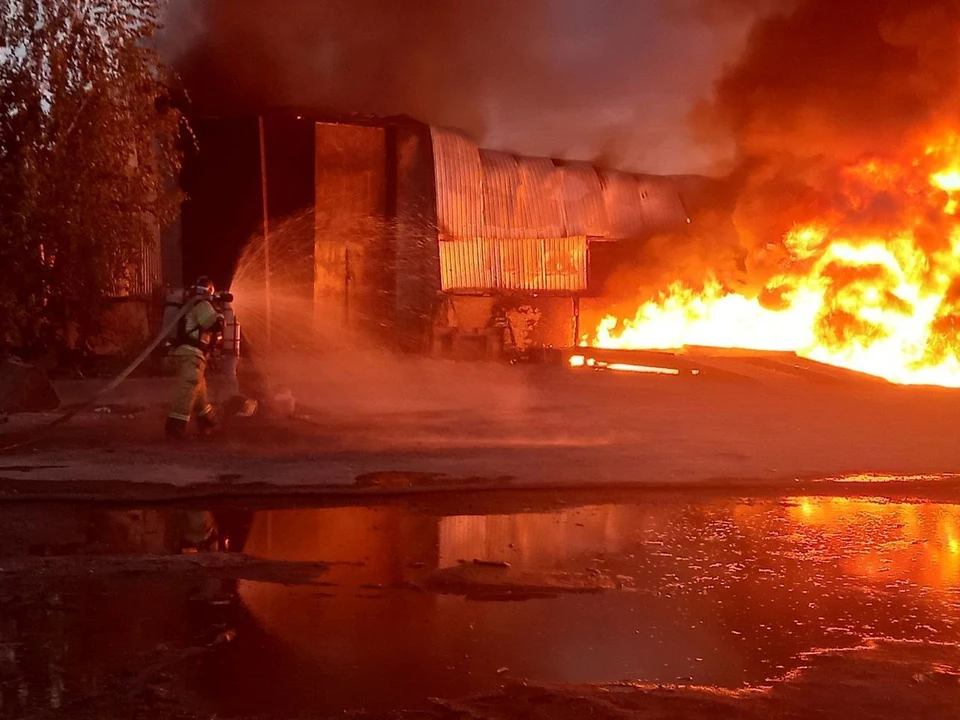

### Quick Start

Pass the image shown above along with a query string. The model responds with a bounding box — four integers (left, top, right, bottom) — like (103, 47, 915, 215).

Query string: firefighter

(165, 277, 224, 439)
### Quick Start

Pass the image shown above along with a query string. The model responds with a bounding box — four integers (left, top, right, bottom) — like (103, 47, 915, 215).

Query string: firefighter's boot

(165, 416, 188, 440)
(196, 410, 219, 438)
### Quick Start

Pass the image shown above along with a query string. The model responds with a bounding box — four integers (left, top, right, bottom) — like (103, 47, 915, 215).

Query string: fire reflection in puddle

(3, 495, 960, 717)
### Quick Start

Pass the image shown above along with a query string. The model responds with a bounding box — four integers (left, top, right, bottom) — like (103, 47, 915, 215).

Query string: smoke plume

(698, 0, 960, 292)
(161, 0, 960, 297)
(159, 0, 749, 175)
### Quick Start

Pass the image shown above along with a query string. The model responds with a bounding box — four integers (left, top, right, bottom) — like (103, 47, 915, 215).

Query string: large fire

(588, 132, 960, 387)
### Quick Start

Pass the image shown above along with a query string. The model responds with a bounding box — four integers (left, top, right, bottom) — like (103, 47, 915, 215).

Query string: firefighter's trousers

(168, 353, 214, 422)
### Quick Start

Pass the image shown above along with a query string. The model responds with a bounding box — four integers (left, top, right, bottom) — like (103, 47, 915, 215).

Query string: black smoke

(159, 0, 750, 175)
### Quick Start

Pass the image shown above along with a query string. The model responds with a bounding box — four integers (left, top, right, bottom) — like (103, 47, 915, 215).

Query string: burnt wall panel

(395, 125, 440, 352)
(314, 123, 388, 338)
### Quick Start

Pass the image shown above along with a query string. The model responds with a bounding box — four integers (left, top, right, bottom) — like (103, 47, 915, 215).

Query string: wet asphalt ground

(3, 492, 960, 718)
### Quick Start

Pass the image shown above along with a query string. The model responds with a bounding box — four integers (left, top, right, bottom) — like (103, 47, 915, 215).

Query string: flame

(589, 132, 960, 387)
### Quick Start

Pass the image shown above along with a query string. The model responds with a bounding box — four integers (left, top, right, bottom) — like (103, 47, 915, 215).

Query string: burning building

(428, 128, 700, 358)
(179, 112, 703, 358)
(167, 1, 960, 390)
(179, 102, 960, 389)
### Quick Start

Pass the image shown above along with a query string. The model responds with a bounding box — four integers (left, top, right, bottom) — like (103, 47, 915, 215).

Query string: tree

(0, 0, 183, 356)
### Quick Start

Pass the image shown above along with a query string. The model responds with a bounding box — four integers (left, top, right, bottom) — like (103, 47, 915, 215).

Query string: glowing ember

(567, 353, 686, 376)
(588, 135, 960, 387)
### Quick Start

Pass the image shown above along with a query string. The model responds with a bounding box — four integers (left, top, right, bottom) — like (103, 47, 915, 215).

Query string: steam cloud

(159, 0, 749, 175)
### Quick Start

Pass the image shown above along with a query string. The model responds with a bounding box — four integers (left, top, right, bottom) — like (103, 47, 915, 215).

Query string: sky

(160, 0, 755, 176)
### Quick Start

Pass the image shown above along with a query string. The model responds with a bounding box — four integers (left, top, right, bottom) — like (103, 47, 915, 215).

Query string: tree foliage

(0, 0, 183, 354)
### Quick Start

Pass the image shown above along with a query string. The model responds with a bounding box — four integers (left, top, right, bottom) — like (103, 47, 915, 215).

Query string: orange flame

(589, 132, 960, 387)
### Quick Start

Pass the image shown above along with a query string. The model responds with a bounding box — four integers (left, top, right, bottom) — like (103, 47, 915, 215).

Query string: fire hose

(0, 299, 199, 454)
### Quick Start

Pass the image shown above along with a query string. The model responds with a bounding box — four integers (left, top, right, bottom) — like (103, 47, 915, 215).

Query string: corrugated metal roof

(431, 127, 483, 240)
(431, 128, 690, 243)
(479, 150, 520, 239)
(479, 151, 567, 240)
(635, 174, 691, 234)
(439, 236, 587, 293)
(600, 170, 648, 239)
(517, 156, 565, 238)
(558, 161, 609, 238)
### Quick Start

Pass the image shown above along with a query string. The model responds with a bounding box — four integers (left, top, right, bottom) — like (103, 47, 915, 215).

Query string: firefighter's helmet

(193, 276, 215, 297)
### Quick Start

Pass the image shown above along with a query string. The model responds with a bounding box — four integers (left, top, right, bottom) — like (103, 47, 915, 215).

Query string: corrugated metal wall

(438, 236, 587, 292)
(139, 229, 164, 294)
(106, 226, 163, 298)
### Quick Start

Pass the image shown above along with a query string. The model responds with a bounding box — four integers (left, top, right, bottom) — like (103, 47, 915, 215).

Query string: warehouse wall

(395, 125, 441, 352)
(314, 122, 389, 341)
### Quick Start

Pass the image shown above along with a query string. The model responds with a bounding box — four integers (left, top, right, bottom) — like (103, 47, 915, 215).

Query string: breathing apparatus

(162, 277, 234, 357)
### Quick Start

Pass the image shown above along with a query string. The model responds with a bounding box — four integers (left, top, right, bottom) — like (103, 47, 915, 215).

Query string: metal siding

(440, 238, 487, 290)
(431, 127, 483, 240)
(500, 236, 520, 289)
(546, 236, 588, 293)
(106, 229, 162, 298)
(439, 236, 587, 293)
(558, 162, 608, 238)
(139, 231, 163, 294)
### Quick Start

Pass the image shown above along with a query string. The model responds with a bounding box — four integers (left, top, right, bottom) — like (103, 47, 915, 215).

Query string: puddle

(3, 496, 960, 717)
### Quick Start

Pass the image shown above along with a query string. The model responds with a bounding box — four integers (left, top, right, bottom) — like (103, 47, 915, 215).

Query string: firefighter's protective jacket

(172, 300, 223, 359)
